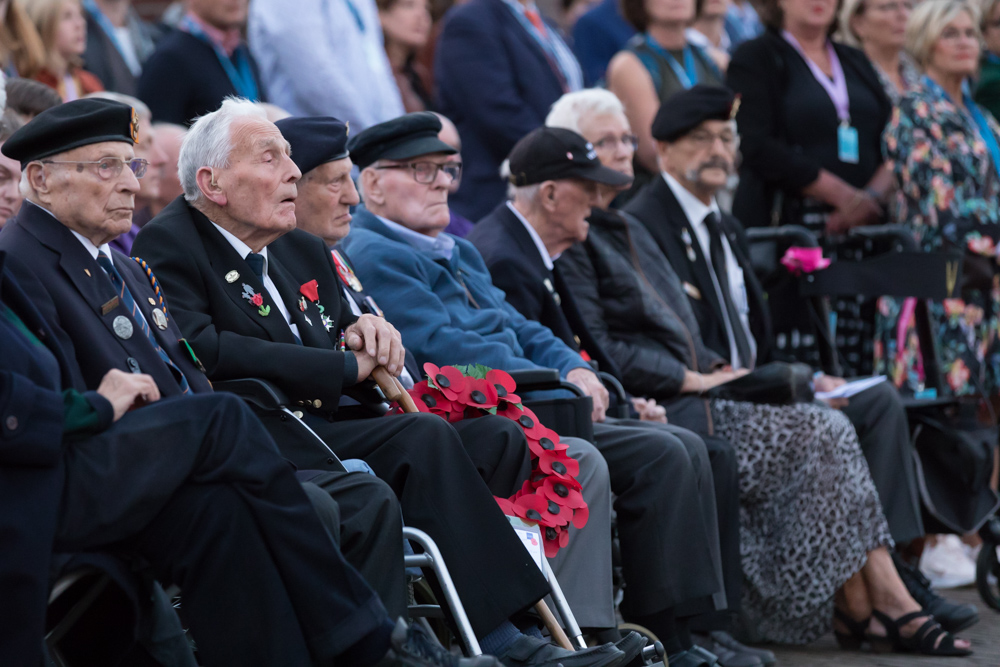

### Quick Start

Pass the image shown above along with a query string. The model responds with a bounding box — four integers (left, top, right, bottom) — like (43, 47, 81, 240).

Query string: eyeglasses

(685, 130, 738, 150)
(374, 161, 462, 184)
(592, 133, 640, 151)
(940, 25, 979, 41)
(40, 156, 149, 180)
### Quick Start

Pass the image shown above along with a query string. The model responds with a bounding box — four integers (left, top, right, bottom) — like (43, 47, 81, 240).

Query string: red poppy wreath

(388, 363, 588, 557)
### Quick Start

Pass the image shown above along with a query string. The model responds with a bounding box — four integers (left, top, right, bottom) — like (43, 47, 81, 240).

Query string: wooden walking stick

(370, 366, 575, 651)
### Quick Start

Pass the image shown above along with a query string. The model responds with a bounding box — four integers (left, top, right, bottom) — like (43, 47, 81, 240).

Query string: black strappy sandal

(833, 608, 870, 650)
(868, 608, 972, 657)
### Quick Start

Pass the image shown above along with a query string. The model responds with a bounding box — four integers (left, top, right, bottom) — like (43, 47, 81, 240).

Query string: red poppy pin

(241, 283, 270, 316)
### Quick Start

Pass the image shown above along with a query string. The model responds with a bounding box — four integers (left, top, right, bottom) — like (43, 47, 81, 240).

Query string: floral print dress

(876, 81, 1000, 396)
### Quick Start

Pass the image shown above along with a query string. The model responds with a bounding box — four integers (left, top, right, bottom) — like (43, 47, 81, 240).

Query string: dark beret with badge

(275, 116, 351, 176)
(2, 97, 138, 166)
(507, 126, 632, 188)
(347, 112, 456, 170)
(651, 84, 741, 143)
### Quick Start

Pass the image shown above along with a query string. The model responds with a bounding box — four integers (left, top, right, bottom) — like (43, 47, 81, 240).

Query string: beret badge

(729, 95, 742, 121)
(130, 108, 139, 143)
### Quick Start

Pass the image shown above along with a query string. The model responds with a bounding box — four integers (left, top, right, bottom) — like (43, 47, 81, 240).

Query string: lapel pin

(113, 315, 133, 339)
(152, 308, 169, 330)
(225, 270, 240, 283)
(84, 269, 91, 277)
(101, 296, 120, 315)
(148, 297, 156, 306)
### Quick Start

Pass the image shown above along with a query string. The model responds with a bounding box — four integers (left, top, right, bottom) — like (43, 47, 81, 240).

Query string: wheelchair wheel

(976, 540, 1000, 611)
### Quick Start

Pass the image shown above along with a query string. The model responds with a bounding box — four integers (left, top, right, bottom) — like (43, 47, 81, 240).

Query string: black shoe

(613, 631, 647, 667)
(667, 647, 716, 667)
(893, 552, 980, 632)
(376, 618, 503, 666)
(694, 631, 769, 667)
(496, 635, 626, 667)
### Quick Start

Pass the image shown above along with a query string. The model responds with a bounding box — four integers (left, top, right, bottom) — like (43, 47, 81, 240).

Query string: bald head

(434, 113, 461, 151)
(151, 123, 188, 214)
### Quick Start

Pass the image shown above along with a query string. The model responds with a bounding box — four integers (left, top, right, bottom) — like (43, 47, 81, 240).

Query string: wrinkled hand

(826, 192, 881, 235)
(814, 373, 849, 409)
(344, 314, 405, 376)
(681, 369, 749, 394)
(97, 369, 160, 421)
(566, 367, 609, 423)
(352, 349, 379, 384)
(632, 397, 667, 423)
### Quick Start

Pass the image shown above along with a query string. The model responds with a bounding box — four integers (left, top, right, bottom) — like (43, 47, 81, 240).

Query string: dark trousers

(294, 410, 550, 638)
(56, 394, 390, 667)
(842, 382, 924, 545)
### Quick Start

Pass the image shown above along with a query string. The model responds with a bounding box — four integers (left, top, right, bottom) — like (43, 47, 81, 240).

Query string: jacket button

(127, 357, 141, 373)
(5, 416, 17, 431)
(293, 410, 304, 419)
(326, 458, 335, 465)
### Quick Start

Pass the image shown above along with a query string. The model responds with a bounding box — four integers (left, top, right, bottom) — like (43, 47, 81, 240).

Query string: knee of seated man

(561, 436, 610, 488)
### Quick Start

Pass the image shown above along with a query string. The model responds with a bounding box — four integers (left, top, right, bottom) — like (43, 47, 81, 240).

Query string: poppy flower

(423, 363, 466, 400)
(511, 405, 546, 438)
(513, 492, 559, 527)
(571, 505, 589, 530)
(542, 525, 569, 558)
(494, 496, 516, 516)
(540, 476, 586, 509)
(497, 401, 525, 421)
(525, 426, 568, 457)
(487, 369, 521, 404)
(251, 292, 264, 307)
(299, 280, 320, 302)
(457, 377, 499, 409)
(538, 450, 580, 480)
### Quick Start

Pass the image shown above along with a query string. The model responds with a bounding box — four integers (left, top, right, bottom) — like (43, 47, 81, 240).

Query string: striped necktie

(96, 254, 190, 393)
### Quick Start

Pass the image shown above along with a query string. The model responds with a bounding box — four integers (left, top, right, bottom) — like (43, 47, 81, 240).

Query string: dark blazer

(0, 202, 212, 396)
(435, 0, 568, 221)
(132, 197, 361, 418)
(82, 9, 161, 96)
(468, 203, 622, 378)
(726, 29, 891, 228)
(137, 29, 264, 125)
(624, 177, 773, 365)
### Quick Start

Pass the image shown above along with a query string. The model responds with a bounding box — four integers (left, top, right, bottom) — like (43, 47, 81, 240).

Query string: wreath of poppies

(392, 363, 588, 557)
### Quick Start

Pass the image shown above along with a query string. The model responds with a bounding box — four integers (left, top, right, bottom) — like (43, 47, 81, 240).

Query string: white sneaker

(920, 535, 977, 589)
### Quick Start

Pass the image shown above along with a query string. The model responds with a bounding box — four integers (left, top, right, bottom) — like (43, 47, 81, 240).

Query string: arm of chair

(745, 225, 820, 247)
(507, 368, 586, 397)
(847, 224, 919, 252)
(598, 372, 630, 420)
(213, 378, 292, 411)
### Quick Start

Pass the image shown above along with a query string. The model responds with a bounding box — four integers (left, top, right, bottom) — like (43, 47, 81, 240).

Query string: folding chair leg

(402, 527, 482, 656)
(543, 558, 586, 650)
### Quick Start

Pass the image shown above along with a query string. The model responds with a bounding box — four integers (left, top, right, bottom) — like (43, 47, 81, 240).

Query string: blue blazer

(435, 0, 569, 221)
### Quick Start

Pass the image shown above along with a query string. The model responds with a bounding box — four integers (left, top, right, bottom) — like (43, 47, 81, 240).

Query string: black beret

(2, 98, 138, 166)
(651, 85, 740, 143)
(347, 112, 455, 170)
(275, 116, 350, 176)
(508, 127, 632, 188)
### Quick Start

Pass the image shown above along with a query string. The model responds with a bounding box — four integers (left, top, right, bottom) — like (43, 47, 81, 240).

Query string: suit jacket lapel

(490, 0, 565, 92)
(268, 253, 335, 349)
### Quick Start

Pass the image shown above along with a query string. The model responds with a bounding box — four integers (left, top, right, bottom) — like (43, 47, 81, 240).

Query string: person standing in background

(81, 0, 162, 95)
(837, 0, 919, 104)
(26, 0, 105, 100)
(379, 0, 435, 112)
(0, 0, 48, 77)
(975, 0, 1000, 119)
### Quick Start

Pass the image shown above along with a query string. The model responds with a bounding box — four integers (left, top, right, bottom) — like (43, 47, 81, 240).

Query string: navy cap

(275, 116, 350, 176)
(508, 127, 632, 188)
(347, 112, 455, 170)
(651, 85, 740, 142)
(2, 98, 138, 166)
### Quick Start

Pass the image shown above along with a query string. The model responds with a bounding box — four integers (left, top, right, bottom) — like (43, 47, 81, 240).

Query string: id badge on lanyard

(838, 122, 859, 164)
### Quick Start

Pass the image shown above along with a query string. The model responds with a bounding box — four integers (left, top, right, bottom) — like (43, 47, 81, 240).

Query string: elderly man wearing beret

(132, 102, 633, 667)
(0, 98, 496, 667)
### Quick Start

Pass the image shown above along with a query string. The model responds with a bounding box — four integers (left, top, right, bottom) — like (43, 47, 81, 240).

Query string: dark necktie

(96, 254, 190, 393)
(245, 252, 265, 277)
(703, 214, 753, 368)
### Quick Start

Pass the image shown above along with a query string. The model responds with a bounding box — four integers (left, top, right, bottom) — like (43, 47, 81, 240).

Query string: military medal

(113, 315, 133, 339)
(364, 296, 384, 317)
(299, 295, 308, 312)
(152, 308, 169, 330)
(332, 250, 363, 292)
(543, 278, 561, 306)
(681, 228, 697, 262)
(101, 296, 120, 315)
(179, 338, 207, 373)
(225, 270, 240, 283)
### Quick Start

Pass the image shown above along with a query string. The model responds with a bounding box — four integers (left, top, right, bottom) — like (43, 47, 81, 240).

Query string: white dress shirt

(662, 172, 756, 368)
(506, 201, 556, 269)
(211, 222, 301, 340)
(68, 225, 151, 330)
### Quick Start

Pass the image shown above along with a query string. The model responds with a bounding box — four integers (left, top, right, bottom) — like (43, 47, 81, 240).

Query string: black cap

(276, 116, 351, 175)
(507, 127, 632, 188)
(2, 98, 138, 166)
(347, 112, 455, 170)
(651, 85, 740, 143)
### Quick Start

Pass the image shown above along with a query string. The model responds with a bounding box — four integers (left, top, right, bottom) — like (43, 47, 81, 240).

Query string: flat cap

(347, 112, 455, 170)
(2, 97, 138, 165)
(508, 127, 632, 188)
(276, 116, 351, 176)
(651, 85, 740, 142)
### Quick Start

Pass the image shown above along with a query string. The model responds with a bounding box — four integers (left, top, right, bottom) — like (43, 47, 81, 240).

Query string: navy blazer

(0, 202, 213, 396)
(468, 203, 623, 379)
(435, 0, 569, 221)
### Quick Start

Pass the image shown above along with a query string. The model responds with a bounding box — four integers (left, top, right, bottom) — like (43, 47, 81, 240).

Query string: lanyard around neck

(782, 31, 850, 123)
(644, 34, 698, 88)
(179, 16, 260, 101)
(924, 75, 1000, 185)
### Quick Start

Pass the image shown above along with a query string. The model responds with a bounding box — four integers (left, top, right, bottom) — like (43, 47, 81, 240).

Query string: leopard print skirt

(710, 399, 893, 644)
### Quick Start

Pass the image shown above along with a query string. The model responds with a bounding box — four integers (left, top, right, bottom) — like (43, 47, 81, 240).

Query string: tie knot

(96, 254, 116, 275)
(245, 253, 266, 278)
(703, 212, 720, 233)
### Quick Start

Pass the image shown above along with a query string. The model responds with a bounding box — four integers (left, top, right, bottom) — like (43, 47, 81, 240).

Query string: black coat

(82, 10, 162, 96)
(0, 202, 213, 396)
(132, 197, 362, 418)
(467, 203, 622, 378)
(624, 176, 773, 364)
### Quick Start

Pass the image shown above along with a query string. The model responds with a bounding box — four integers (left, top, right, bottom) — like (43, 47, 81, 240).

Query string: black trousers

(56, 394, 391, 667)
(842, 382, 924, 546)
(291, 410, 550, 637)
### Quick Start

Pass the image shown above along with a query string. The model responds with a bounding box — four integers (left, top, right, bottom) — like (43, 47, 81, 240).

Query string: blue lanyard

(924, 75, 1000, 185)
(179, 16, 260, 101)
(82, 0, 135, 72)
(644, 34, 698, 88)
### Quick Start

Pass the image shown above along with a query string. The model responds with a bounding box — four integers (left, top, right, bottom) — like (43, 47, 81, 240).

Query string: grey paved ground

(767, 587, 999, 667)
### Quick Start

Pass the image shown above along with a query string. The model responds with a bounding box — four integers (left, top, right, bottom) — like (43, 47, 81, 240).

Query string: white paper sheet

(815, 375, 887, 400)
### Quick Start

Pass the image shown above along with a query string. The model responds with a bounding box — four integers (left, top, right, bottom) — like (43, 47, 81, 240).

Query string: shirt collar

(662, 172, 720, 228)
(182, 11, 242, 56)
(506, 201, 554, 270)
(211, 221, 269, 274)
(377, 215, 456, 262)
(27, 200, 114, 261)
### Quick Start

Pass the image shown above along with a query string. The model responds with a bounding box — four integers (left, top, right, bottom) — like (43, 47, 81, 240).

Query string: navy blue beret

(346, 112, 455, 170)
(275, 116, 350, 176)
(2, 98, 137, 165)
(651, 85, 740, 142)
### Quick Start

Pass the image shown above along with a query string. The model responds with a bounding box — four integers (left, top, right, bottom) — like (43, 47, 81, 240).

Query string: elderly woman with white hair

(836, 0, 920, 103)
(875, 0, 1000, 398)
(547, 86, 974, 657)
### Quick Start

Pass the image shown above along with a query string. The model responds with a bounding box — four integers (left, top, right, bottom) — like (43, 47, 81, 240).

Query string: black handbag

(706, 361, 815, 405)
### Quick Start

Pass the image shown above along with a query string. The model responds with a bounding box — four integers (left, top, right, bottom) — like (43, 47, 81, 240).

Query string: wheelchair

(744, 222, 1000, 612)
